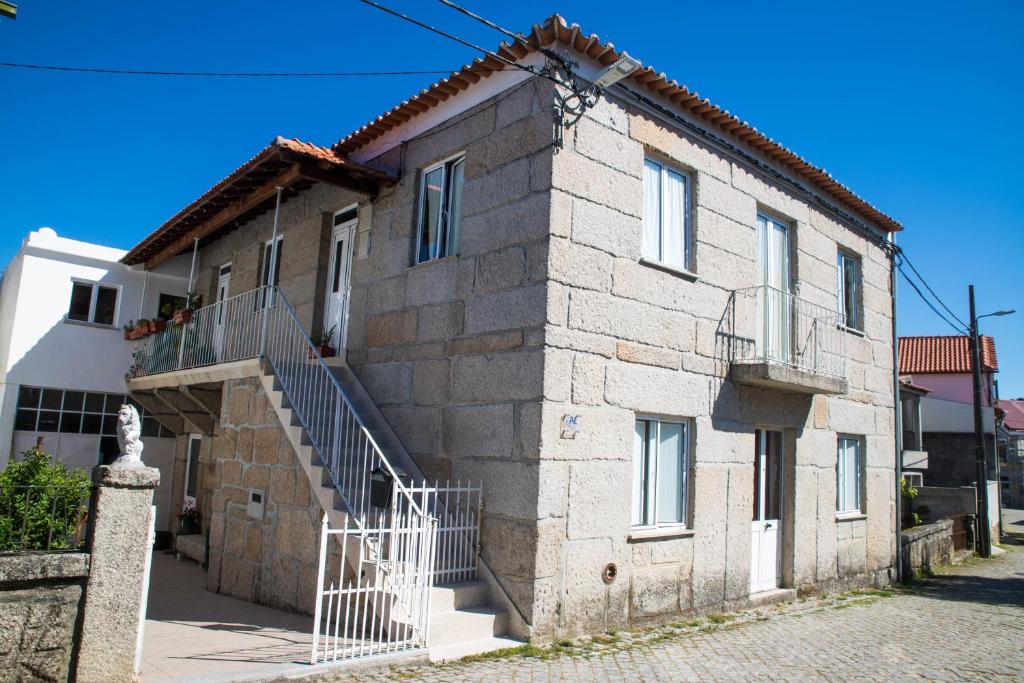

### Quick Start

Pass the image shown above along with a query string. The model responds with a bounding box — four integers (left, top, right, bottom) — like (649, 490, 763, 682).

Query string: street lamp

(968, 285, 1015, 558)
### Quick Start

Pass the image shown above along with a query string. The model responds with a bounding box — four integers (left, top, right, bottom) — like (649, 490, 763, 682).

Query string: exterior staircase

(258, 359, 518, 662)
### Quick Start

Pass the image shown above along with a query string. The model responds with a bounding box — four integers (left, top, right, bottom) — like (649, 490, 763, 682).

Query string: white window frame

(184, 434, 202, 506)
(642, 157, 692, 272)
(631, 417, 691, 530)
(836, 435, 864, 514)
(66, 279, 120, 327)
(836, 249, 862, 331)
(414, 153, 466, 265)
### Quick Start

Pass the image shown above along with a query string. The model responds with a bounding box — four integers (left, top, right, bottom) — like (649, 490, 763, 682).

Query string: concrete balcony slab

(731, 361, 847, 395)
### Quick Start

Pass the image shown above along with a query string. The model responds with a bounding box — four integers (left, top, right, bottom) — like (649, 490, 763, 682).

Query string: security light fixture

(592, 52, 641, 90)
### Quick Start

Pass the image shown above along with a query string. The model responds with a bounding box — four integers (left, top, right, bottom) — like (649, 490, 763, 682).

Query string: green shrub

(0, 445, 91, 551)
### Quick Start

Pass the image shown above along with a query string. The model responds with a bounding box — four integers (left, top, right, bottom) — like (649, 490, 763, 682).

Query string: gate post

(75, 464, 160, 682)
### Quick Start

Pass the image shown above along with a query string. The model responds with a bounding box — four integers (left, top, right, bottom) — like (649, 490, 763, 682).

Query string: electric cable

(895, 252, 970, 335)
(0, 61, 455, 77)
(894, 245, 970, 331)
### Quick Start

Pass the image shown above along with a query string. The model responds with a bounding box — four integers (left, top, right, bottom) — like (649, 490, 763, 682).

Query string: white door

(751, 428, 783, 593)
(756, 214, 790, 363)
(213, 264, 231, 358)
(323, 211, 356, 350)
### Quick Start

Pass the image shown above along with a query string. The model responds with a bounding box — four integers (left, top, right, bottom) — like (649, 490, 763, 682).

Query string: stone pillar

(75, 465, 160, 683)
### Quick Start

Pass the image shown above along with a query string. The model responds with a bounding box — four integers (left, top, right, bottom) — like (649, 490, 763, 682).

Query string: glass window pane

(14, 409, 37, 431)
(186, 437, 202, 498)
(662, 169, 688, 270)
(60, 412, 82, 434)
(68, 282, 92, 321)
(17, 386, 41, 408)
(141, 417, 160, 438)
(332, 237, 345, 293)
(446, 158, 465, 257)
(104, 393, 124, 414)
(765, 431, 783, 520)
(40, 389, 63, 410)
(632, 420, 646, 526)
(84, 393, 105, 413)
(37, 411, 60, 432)
(62, 390, 84, 412)
(101, 415, 118, 436)
(99, 437, 119, 465)
(81, 414, 102, 435)
(94, 286, 117, 325)
(844, 257, 860, 329)
(642, 160, 662, 260)
(418, 166, 444, 263)
(656, 422, 685, 524)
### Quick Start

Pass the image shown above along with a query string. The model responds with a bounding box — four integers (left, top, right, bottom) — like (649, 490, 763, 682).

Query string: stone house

(120, 14, 902, 654)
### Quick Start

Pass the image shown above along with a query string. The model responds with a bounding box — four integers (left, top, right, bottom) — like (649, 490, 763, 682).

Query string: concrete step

(428, 636, 523, 663)
(430, 580, 491, 613)
(427, 607, 508, 648)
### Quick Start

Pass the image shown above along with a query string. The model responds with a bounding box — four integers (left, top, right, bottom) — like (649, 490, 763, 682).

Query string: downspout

(889, 233, 904, 583)
(187, 237, 199, 295)
(137, 270, 149, 320)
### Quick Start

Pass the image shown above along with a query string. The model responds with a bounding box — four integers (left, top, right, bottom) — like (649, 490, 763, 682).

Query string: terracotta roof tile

(898, 335, 998, 375)
(333, 13, 901, 233)
(999, 399, 1024, 431)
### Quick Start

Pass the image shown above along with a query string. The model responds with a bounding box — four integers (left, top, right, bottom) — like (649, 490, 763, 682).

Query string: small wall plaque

(247, 490, 265, 520)
(560, 414, 581, 439)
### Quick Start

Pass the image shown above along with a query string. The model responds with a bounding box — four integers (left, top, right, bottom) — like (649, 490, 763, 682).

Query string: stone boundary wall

(901, 519, 953, 577)
(0, 552, 89, 683)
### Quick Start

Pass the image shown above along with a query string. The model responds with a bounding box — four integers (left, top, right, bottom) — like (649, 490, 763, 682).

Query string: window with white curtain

(836, 436, 863, 514)
(632, 418, 689, 528)
(836, 250, 862, 330)
(642, 158, 691, 271)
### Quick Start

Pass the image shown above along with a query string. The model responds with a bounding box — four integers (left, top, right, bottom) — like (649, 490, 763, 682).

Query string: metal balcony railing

(729, 285, 847, 379)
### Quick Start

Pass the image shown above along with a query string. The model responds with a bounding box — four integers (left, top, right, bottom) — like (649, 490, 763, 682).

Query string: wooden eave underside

(127, 147, 392, 269)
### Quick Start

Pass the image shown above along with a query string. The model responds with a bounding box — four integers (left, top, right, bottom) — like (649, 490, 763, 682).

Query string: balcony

(726, 285, 848, 395)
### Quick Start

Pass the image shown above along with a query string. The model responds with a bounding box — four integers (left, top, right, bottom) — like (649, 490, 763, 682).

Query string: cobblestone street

(344, 544, 1024, 682)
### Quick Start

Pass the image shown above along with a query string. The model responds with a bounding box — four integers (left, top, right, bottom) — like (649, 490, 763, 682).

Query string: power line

(896, 254, 969, 335)
(434, 0, 568, 66)
(0, 61, 454, 77)
(895, 245, 970, 330)
(354, 0, 553, 83)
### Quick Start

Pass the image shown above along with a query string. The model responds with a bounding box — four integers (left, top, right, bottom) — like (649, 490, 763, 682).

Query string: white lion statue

(115, 404, 145, 466)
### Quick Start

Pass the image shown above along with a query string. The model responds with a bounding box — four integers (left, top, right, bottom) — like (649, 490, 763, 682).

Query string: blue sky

(2, 1, 1021, 394)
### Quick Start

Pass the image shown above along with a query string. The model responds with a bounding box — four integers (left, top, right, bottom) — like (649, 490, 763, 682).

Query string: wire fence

(0, 484, 92, 552)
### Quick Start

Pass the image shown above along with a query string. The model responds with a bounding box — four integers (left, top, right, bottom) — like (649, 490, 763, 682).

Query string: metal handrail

(730, 284, 847, 378)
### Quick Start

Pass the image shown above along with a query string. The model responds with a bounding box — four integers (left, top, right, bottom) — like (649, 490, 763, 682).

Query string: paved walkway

(340, 544, 1024, 682)
(141, 552, 316, 682)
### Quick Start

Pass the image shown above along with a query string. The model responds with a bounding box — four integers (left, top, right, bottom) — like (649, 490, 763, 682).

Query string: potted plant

(172, 292, 201, 325)
(148, 319, 166, 335)
(123, 320, 136, 341)
(133, 319, 152, 339)
(178, 502, 200, 535)
(310, 325, 337, 359)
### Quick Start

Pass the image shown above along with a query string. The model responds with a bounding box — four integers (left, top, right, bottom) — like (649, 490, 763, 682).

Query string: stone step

(426, 607, 508, 648)
(430, 580, 491, 613)
(427, 636, 523, 663)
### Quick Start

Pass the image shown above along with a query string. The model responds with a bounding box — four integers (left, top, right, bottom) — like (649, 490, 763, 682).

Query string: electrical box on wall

(247, 490, 265, 520)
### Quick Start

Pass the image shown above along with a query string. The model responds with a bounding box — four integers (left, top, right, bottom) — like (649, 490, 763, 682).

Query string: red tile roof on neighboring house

(333, 13, 901, 233)
(899, 335, 998, 375)
(1000, 399, 1024, 431)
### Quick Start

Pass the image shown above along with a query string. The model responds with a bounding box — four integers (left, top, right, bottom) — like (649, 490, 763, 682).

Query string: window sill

(835, 512, 867, 522)
(628, 526, 695, 542)
(837, 324, 865, 337)
(409, 254, 458, 272)
(639, 258, 699, 282)
(64, 318, 116, 330)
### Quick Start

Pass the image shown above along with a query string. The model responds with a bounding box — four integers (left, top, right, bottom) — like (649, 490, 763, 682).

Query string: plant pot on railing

(149, 319, 166, 335)
(308, 344, 336, 359)
(172, 309, 193, 325)
(132, 321, 152, 339)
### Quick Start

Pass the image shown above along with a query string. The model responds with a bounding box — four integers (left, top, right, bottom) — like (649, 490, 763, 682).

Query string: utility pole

(969, 284, 992, 557)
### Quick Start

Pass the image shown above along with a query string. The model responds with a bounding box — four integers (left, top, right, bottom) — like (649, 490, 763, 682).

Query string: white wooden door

(213, 264, 231, 358)
(750, 428, 783, 593)
(323, 212, 356, 350)
(756, 214, 790, 363)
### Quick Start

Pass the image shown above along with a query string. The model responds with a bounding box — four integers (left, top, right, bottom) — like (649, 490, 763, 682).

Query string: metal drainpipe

(259, 187, 284, 357)
(187, 237, 199, 295)
(889, 233, 904, 583)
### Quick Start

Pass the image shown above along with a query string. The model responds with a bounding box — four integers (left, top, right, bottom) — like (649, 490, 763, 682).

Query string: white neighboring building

(0, 227, 190, 531)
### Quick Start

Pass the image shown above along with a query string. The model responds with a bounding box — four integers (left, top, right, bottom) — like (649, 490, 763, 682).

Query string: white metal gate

(311, 512, 437, 663)
(412, 480, 482, 584)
